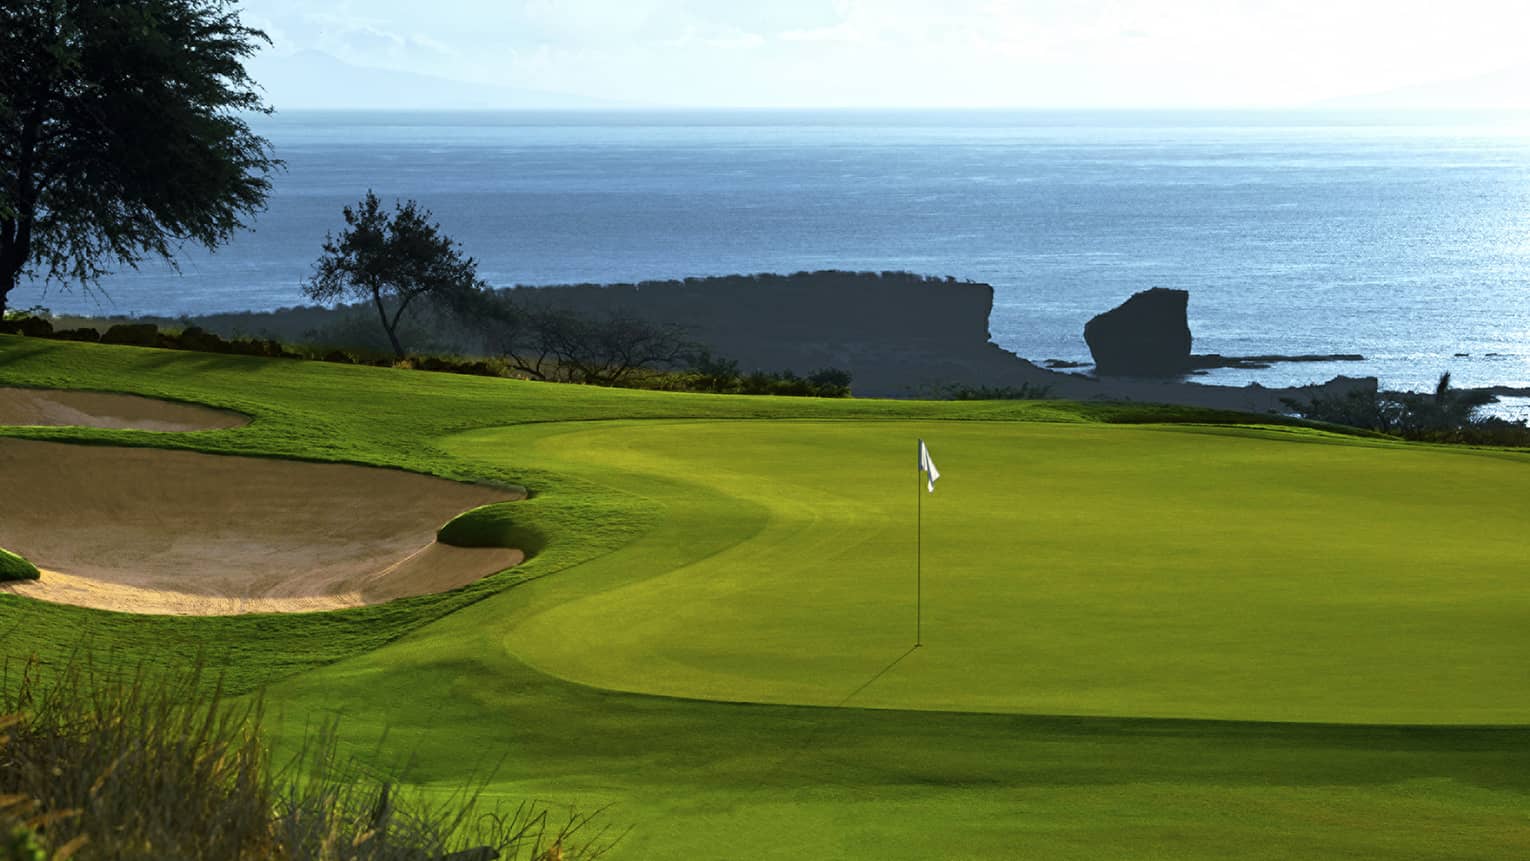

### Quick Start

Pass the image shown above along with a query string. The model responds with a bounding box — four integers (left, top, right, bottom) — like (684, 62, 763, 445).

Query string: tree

(449, 291, 698, 384)
(1404, 371, 1497, 431)
(0, 0, 278, 316)
(1282, 371, 1498, 436)
(504, 305, 697, 385)
(304, 192, 486, 359)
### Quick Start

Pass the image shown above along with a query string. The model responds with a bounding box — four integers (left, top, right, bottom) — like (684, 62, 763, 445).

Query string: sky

(237, 0, 1530, 108)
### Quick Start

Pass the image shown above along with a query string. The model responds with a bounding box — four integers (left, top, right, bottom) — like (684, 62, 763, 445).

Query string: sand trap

(0, 387, 248, 432)
(0, 439, 524, 615)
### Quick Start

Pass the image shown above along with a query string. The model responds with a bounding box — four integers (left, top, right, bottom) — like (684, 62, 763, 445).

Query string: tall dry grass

(0, 656, 620, 861)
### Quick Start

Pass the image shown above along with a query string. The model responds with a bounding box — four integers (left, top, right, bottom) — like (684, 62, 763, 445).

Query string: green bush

(0, 549, 38, 583)
(1282, 372, 1529, 445)
(0, 317, 52, 338)
(50, 327, 101, 343)
(176, 326, 232, 353)
(99, 323, 162, 347)
(944, 382, 1054, 401)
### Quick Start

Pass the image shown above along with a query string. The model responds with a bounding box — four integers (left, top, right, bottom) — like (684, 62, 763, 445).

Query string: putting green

(447, 420, 1530, 724)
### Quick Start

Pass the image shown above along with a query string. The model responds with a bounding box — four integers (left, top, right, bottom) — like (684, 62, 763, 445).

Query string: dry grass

(0, 657, 620, 861)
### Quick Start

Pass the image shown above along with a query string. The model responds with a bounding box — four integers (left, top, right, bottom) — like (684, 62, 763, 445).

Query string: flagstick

(916, 438, 922, 648)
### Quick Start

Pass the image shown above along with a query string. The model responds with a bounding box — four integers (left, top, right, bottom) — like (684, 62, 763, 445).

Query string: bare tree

(453, 292, 697, 384)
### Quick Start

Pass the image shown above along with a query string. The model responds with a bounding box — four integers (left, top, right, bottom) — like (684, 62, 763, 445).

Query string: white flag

(919, 439, 940, 493)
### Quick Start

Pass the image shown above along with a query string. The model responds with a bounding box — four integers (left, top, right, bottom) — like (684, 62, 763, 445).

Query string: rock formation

(505, 271, 1019, 398)
(497, 273, 1372, 412)
(1083, 288, 1193, 377)
(104, 269, 1374, 413)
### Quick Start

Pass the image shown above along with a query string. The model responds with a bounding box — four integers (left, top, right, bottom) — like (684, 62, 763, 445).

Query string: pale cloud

(233, 0, 1530, 107)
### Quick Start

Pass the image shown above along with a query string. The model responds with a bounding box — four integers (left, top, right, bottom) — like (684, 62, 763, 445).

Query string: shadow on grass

(835, 644, 921, 709)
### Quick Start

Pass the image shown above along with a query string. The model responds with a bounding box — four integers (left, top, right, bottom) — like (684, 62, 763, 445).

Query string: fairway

(450, 420, 1530, 724)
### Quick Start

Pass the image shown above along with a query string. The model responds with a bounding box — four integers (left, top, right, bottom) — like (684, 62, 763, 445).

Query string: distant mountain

(246, 50, 619, 110)
(1316, 65, 1530, 110)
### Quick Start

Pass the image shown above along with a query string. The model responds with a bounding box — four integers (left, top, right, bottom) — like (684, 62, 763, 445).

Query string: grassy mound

(438, 501, 546, 556)
(0, 547, 38, 582)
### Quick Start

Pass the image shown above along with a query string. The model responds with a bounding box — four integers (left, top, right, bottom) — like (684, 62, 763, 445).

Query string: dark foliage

(0, 0, 279, 316)
(651, 361, 853, 398)
(805, 368, 854, 397)
(0, 316, 50, 338)
(48, 326, 98, 342)
(688, 351, 741, 391)
(943, 382, 1054, 401)
(304, 192, 487, 359)
(99, 323, 161, 347)
(1282, 387, 1406, 433)
(449, 291, 699, 385)
(2, 312, 853, 397)
(1283, 372, 1530, 445)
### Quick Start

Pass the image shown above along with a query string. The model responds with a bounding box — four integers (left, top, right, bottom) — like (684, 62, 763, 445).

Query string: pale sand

(0, 439, 524, 615)
(0, 387, 249, 432)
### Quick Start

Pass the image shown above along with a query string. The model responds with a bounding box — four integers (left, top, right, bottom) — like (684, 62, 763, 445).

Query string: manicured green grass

(0, 334, 1210, 688)
(447, 419, 1530, 724)
(0, 547, 39, 582)
(4, 333, 1530, 859)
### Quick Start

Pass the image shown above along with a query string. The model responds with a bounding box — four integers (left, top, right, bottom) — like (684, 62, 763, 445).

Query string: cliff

(75, 269, 1369, 413)
(506, 271, 1007, 397)
(504, 271, 1371, 413)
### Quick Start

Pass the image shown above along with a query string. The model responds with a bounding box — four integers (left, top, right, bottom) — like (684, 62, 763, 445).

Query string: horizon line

(251, 105, 1530, 114)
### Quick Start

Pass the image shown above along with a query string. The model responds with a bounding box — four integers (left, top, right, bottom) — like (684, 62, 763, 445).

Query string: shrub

(944, 382, 1054, 401)
(175, 326, 232, 354)
(99, 323, 161, 347)
(739, 370, 775, 396)
(0, 317, 52, 338)
(0, 549, 38, 583)
(457, 360, 501, 377)
(1283, 372, 1528, 445)
(228, 338, 297, 359)
(806, 368, 853, 397)
(50, 328, 101, 343)
(711, 367, 852, 397)
(689, 351, 741, 393)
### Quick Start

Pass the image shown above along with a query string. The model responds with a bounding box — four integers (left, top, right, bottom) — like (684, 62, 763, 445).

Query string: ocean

(13, 109, 1530, 405)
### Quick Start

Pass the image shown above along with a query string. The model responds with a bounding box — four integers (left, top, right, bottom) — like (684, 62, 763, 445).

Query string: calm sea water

(14, 109, 1530, 404)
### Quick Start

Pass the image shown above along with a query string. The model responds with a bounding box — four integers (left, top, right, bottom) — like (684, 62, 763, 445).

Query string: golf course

(3, 333, 1530, 859)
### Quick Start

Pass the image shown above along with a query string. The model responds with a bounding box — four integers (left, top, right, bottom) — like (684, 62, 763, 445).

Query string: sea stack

(1084, 288, 1193, 376)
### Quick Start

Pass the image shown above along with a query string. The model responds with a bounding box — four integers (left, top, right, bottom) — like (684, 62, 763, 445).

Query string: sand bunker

(0, 439, 523, 615)
(0, 387, 248, 432)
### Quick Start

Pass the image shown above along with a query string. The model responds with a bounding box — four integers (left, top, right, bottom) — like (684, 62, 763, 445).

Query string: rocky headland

(498, 272, 1374, 413)
(28, 271, 1380, 414)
